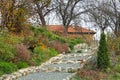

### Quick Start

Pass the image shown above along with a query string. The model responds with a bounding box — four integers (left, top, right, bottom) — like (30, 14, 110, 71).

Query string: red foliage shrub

(77, 68, 108, 80)
(78, 69, 99, 80)
(62, 43, 69, 52)
(15, 44, 31, 62)
(52, 41, 69, 53)
(115, 50, 120, 55)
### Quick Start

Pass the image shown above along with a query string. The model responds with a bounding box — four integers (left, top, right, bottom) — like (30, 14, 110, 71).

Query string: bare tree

(85, 0, 120, 36)
(85, 0, 110, 33)
(105, 0, 120, 37)
(32, 0, 55, 27)
(55, 0, 87, 33)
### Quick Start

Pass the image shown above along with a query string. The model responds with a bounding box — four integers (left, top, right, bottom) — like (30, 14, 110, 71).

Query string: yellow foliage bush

(40, 44, 46, 51)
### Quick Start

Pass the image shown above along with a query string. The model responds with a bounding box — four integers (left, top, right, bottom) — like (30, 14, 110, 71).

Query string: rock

(67, 60, 74, 64)
(74, 43, 88, 49)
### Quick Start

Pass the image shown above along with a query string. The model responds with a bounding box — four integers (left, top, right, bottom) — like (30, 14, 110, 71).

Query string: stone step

(0, 52, 94, 80)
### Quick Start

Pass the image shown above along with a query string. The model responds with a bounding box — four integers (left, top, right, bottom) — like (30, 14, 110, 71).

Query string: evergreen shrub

(97, 33, 110, 70)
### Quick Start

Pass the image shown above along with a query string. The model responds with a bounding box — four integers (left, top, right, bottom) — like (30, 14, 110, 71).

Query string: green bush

(33, 46, 58, 65)
(0, 71, 4, 76)
(114, 64, 120, 73)
(33, 46, 42, 65)
(69, 38, 83, 50)
(48, 48, 58, 56)
(30, 26, 36, 31)
(31, 27, 48, 36)
(30, 27, 66, 43)
(23, 36, 38, 51)
(117, 55, 120, 62)
(97, 33, 110, 70)
(33, 46, 48, 65)
(0, 33, 23, 45)
(69, 43, 75, 50)
(70, 75, 87, 80)
(108, 73, 120, 80)
(0, 42, 16, 61)
(51, 35, 66, 43)
(0, 62, 18, 74)
(16, 61, 29, 69)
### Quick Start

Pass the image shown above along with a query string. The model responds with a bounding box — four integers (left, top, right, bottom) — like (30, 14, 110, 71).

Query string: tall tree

(32, 0, 54, 27)
(105, 0, 120, 37)
(85, 0, 110, 33)
(55, 0, 87, 33)
(0, 0, 32, 32)
(85, 0, 120, 36)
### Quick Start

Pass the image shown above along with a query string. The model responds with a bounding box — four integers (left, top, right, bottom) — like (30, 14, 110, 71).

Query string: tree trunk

(39, 12, 46, 26)
(64, 26, 69, 37)
(101, 27, 105, 34)
(35, 2, 46, 27)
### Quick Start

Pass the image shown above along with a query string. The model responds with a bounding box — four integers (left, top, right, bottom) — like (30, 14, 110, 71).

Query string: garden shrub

(52, 35, 66, 43)
(117, 55, 120, 62)
(108, 73, 120, 80)
(107, 34, 120, 51)
(0, 62, 18, 74)
(0, 33, 23, 45)
(33, 46, 46, 65)
(115, 50, 120, 55)
(114, 64, 120, 73)
(33, 45, 58, 65)
(0, 42, 16, 61)
(23, 36, 38, 51)
(31, 27, 48, 36)
(70, 75, 86, 80)
(30, 27, 67, 43)
(16, 61, 29, 69)
(30, 26, 35, 31)
(53, 41, 69, 53)
(6, 33, 23, 44)
(48, 48, 58, 56)
(15, 44, 31, 62)
(69, 42, 75, 50)
(97, 33, 110, 70)
(43, 30, 53, 38)
(0, 71, 4, 76)
(63, 43, 69, 52)
(69, 38, 83, 50)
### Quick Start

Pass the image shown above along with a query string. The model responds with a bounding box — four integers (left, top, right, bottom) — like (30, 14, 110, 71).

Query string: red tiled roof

(47, 25, 65, 33)
(47, 25, 95, 34)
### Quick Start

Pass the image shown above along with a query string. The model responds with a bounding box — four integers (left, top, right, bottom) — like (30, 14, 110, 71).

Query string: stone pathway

(0, 43, 97, 80)
(18, 72, 73, 80)
(17, 52, 94, 80)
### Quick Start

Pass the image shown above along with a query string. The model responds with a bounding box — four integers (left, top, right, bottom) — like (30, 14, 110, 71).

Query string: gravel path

(18, 72, 72, 80)
(18, 52, 93, 80)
